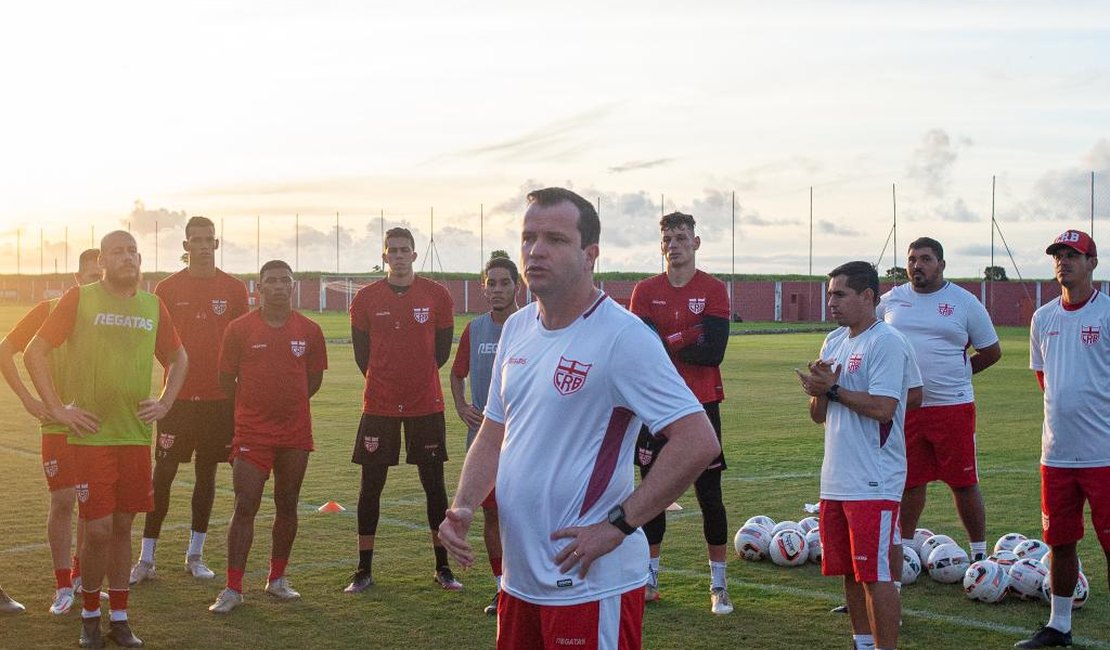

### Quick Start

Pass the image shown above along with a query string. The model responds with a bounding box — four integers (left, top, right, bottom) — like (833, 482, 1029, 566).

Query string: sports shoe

(830, 604, 849, 614)
(185, 555, 216, 580)
(710, 587, 734, 615)
(265, 577, 301, 600)
(128, 560, 156, 586)
(644, 584, 661, 602)
(343, 570, 375, 594)
(972, 551, 988, 562)
(0, 587, 25, 614)
(106, 620, 144, 647)
(1014, 625, 1072, 648)
(79, 616, 104, 648)
(50, 586, 75, 615)
(208, 588, 244, 614)
(434, 567, 463, 591)
(484, 591, 499, 616)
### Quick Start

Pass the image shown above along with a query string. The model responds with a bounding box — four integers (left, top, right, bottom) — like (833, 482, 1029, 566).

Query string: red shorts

(231, 443, 309, 477)
(42, 434, 79, 492)
(497, 588, 644, 650)
(482, 487, 497, 510)
(1041, 465, 1110, 552)
(73, 445, 154, 521)
(904, 403, 978, 489)
(820, 499, 899, 583)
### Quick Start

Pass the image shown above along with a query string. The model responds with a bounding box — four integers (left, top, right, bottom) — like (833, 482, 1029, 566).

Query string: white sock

(893, 581, 902, 592)
(969, 541, 987, 561)
(139, 537, 157, 564)
(709, 560, 728, 590)
(1047, 594, 1073, 633)
(82, 608, 101, 619)
(648, 557, 661, 587)
(187, 531, 207, 558)
(852, 633, 875, 650)
(109, 609, 128, 622)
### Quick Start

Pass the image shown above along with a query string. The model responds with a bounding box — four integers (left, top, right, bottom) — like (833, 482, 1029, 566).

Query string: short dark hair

(526, 187, 600, 247)
(660, 212, 696, 232)
(78, 248, 100, 268)
(483, 255, 519, 284)
(384, 227, 415, 250)
(185, 216, 216, 238)
(259, 259, 293, 278)
(908, 236, 944, 261)
(828, 261, 879, 305)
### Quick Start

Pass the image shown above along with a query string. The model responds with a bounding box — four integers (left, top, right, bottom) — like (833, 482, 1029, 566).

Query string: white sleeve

(903, 334, 924, 389)
(1029, 311, 1044, 372)
(866, 333, 909, 400)
(483, 322, 510, 424)
(875, 290, 893, 321)
(610, 320, 704, 436)
(965, 293, 1000, 349)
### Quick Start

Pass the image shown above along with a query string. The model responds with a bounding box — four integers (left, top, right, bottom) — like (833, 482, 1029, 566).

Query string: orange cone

(317, 500, 346, 513)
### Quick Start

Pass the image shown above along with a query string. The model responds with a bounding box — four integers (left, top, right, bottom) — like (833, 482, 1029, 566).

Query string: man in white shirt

(438, 187, 720, 650)
(877, 237, 1001, 563)
(798, 261, 922, 650)
(1018, 229, 1110, 649)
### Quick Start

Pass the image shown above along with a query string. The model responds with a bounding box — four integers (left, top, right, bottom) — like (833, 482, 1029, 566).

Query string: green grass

(0, 306, 1106, 649)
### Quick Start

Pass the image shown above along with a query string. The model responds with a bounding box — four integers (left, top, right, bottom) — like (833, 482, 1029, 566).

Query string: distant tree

(885, 266, 908, 282)
(372, 264, 382, 273)
(489, 249, 510, 261)
(181, 252, 189, 265)
(984, 265, 1008, 281)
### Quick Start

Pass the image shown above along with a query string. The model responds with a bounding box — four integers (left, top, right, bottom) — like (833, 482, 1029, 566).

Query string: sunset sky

(1, 1, 1107, 279)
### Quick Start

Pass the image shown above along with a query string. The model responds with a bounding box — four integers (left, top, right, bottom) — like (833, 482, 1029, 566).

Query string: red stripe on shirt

(580, 406, 634, 516)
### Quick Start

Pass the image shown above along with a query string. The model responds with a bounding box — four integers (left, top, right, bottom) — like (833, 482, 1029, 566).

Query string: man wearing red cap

(1019, 229, 1110, 649)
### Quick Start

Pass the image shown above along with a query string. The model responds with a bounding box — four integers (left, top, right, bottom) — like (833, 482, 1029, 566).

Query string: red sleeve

(3, 301, 50, 352)
(707, 277, 731, 320)
(306, 320, 328, 373)
(1035, 370, 1045, 392)
(154, 298, 184, 366)
(451, 323, 472, 378)
(436, 283, 454, 327)
(218, 320, 242, 375)
(349, 287, 371, 331)
(36, 287, 81, 347)
(628, 282, 650, 318)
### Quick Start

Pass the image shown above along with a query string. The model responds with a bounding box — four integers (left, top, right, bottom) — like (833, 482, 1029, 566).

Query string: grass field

(0, 304, 1106, 649)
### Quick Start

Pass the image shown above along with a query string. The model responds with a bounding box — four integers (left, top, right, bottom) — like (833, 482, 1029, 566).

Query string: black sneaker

(830, 604, 848, 614)
(484, 591, 499, 616)
(343, 570, 375, 594)
(434, 567, 463, 591)
(1015, 625, 1072, 648)
(106, 620, 144, 648)
(79, 616, 105, 649)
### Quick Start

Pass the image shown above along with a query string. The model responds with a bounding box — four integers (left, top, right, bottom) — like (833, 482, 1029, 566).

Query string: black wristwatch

(607, 504, 636, 535)
(825, 384, 841, 402)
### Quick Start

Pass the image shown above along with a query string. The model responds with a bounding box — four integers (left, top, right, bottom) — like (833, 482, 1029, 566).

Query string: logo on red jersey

(413, 307, 430, 324)
(937, 303, 954, 317)
(1081, 325, 1101, 347)
(158, 433, 175, 450)
(76, 483, 89, 503)
(211, 299, 228, 316)
(364, 437, 379, 453)
(688, 298, 706, 314)
(290, 340, 306, 357)
(43, 460, 59, 478)
(847, 353, 863, 374)
(553, 356, 592, 396)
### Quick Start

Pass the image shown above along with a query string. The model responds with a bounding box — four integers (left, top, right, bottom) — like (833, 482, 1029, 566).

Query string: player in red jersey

(629, 212, 733, 614)
(0, 248, 100, 615)
(208, 260, 327, 614)
(131, 216, 249, 586)
(345, 227, 459, 593)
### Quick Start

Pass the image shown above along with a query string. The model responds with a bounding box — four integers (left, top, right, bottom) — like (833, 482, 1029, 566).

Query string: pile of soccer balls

(949, 531, 1088, 607)
(732, 515, 821, 567)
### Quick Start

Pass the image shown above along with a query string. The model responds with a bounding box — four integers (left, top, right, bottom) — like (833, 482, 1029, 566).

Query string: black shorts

(351, 412, 448, 467)
(635, 401, 726, 471)
(155, 400, 234, 465)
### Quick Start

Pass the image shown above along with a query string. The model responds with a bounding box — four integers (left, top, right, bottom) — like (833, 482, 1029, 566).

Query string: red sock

(108, 589, 128, 613)
(55, 568, 73, 589)
(71, 555, 81, 581)
(489, 556, 503, 577)
(82, 589, 101, 613)
(227, 567, 245, 593)
(268, 557, 288, 582)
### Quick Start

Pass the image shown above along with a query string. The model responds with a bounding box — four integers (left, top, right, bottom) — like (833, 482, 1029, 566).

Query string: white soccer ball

(901, 546, 922, 585)
(911, 528, 935, 556)
(1008, 558, 1048, 600)
(1043, 571, 1090, 609)
(734, 524, 773, 561)
(769, 529, 809, 567)
(745, 515, 776, 530)
(963, 560, 1010, 603)
(993, 532, 1028, 554)
(1042, 552, 1083, 575)
(804, 528, 822, 564)
(1013, 539, 1049, 562)
(927, 543, 970, 584)
(798, 517, 820, 534)
(771, 520, 802, 537)
(988, 550, 1019, 574)
(921, 534, 958, 562)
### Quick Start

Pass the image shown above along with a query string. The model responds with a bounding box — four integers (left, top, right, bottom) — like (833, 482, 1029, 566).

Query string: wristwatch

(607, 504, 636, 535)
(825, 384, 841, 402)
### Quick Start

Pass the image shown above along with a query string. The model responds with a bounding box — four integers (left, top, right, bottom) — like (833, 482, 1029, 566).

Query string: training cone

(666, 502, 683, 512)
(317, 500, 346, 513)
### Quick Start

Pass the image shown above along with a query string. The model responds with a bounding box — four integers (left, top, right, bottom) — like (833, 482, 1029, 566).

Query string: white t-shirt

(1029, 291, 1110, 468)
(485, 294, 704, 605)
(818, 321, 922, 502)
(877, 282, 998, 406)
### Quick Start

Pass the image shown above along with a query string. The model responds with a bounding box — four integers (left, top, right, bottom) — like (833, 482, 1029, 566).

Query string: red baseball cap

(1046, 229, 1097, 257)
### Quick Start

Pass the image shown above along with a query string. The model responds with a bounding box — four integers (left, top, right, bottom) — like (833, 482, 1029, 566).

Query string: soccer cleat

(972, 551, 988, 562)
(0, 587, 25, 614)
(128, 561, 156, 586)
(484, 591, 499, 616)
(50, 586, 75, 615)
(343, 570, 375, 594)
(1014, 625, 1072, 648)
(105, 620, 144, 647)
(265, 577, 301, 600)
(208, 588, 244, 614)
(434, 568, 463, 591)
(185, 555, 216, 580)
(710, 587, 734, 615)
(644, 584, 661, 602)
(830, 604, 849, 614)
(79, 616, 104, 648)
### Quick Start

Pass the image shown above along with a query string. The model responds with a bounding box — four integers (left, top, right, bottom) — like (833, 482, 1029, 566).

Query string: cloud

(817, 219, 860, 236)
(1004, 139, 1110, 222)
(934, 198, 980, 222)
(125, 200, 187, 236)
(446, 106, 614, 163)
(608, 158, 674, 174)
(907, 129, 964, 197)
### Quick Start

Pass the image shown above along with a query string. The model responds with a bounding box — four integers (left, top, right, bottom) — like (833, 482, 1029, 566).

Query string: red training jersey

(4, 300, 50, 352)
(218, 310, 328, 450)
(629, 270, 729, 403)
(349, 276, 453, 416)
(156, 269, 249, 401)
(450, 322, 472, 379)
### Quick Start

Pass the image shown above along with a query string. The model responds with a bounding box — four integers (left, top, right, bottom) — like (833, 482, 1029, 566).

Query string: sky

(1, 0, 1108, 279)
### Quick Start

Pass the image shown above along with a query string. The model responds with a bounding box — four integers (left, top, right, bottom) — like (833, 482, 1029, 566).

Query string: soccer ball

(988, 550, 1019, 574)
(798, 517, 820, 534)
(1043, 571, 1090, 610)
(804, 528, 822, 564)
(911, 528, 935, 556)
(901, 546, 922, 585)
(963, 560, 1010, 603)
(993, 532, 1028, 554)
(920, 534, 958, 562)
(769, 529, 809, 567)
(771, 520, 802, 537)
(927, 543, 970, 584)
(744, 515, 776, 530)
(1013, 539, 1049, 562)
(734, 524, 773, 561)
(1008, 558, 1048, 600)
(1042, 552, 1083, 575)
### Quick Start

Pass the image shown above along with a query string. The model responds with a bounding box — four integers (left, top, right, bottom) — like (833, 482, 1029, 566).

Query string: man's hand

(455, 403, 484, 430)
(551, 521, 626, 579)
(137, 397, 172, 424)
(19, 395, 50, 421)
(799, 359, 839, 396)
(53, 404, 99, 437)
(438, 507, 476, 568)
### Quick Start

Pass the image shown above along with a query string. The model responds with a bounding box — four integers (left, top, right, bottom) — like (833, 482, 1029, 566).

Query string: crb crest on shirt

(688, 297, 706, 314)
(211, 299, 228, 316)
(937, 303, 954, 317)
(290, 340, 307, 357)
(553, 356, 592, 396)
(1081, 325, 1101, 347)
(413, 307, 430, 324)
(847, 353, 864, 374)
